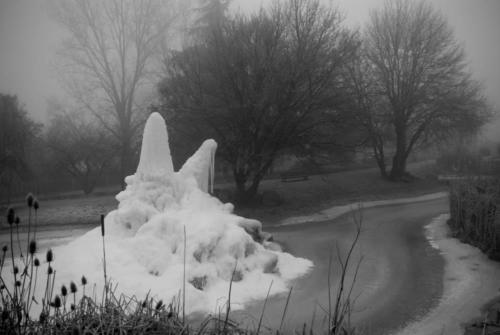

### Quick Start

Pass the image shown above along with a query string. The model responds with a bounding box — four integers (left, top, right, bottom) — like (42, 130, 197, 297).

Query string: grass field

(0, 161, 445, 230)
(236, 161, 444, 224)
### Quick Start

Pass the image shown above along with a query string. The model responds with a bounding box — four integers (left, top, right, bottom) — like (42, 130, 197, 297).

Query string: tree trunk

(390, 126, 408, 180)
(233, 168, 248, 203)
(390, 152, 407, 180)
(372, 137, 388, 179)
(119, 132, 134, 189)
(232, 154, 275, 204)
(375, 155, 388, 179)
(233, 169, 264, 204)
(246, 175, 262, 201)
(82, 180, 94, 194)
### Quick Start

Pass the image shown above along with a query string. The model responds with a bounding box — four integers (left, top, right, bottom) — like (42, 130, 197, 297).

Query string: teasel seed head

(29, 240, 37, 255)
(70, 304, 75, 311)
(14, 216, 20, 225)
(155, 300, 163, 310)
(53, 295, 61, 308)
(33, 199, 39, 211)
(6, 207, 15, 225)
(70, 281, 77, 293)
(61, 285, 68, 297)
(34, 258, 40, 267)
(81, 275, 87, 286)
(2, 245, 7, 253)
(48, 266, 53, 275)
(15, 280, 21, 287)
(13, 265, 19, 274)
(26, 193, 34, 207)
(46, 249, 53, 263)
(100, 214, 105, 237)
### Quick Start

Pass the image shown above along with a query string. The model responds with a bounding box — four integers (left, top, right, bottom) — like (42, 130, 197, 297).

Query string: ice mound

(48, 112, 313, 314)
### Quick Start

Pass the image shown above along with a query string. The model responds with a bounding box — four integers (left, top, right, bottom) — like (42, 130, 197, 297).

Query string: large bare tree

(344, 53, 393, 178)
(359, 0, 489, 180)
(51, 0, 177, 186)
(160, 0, 357, 202)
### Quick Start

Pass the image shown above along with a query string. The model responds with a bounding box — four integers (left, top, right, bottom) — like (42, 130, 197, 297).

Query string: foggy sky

(0, 0, 499, 130)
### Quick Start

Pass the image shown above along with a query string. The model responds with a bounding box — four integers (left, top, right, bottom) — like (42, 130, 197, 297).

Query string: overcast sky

(0, 0, 499, 130)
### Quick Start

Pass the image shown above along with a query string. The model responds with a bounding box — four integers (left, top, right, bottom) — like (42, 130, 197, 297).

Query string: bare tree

(51, 0, 177, 186)
(45, 105, 115, 195)
(359, 0, 489, 180)
(160, 0, 357, 202)
(194, 0, 232, 30)
(344, 51, 393, 178)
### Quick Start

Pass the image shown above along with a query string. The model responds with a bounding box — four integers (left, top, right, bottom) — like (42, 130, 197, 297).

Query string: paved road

(234, 197, 449, 335)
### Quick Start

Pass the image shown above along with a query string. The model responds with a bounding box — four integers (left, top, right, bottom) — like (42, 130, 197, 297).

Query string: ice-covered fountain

(49, 112, 312, 313)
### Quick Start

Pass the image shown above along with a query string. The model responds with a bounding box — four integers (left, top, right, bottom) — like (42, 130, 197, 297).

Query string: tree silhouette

(358, 0, 489, 180)
(0, 94, 40, 203)
(160, 0, 357, 202)
(51, 0, 177, 186)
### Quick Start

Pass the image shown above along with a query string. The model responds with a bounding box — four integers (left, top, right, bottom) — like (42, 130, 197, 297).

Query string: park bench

(280, 171, 309, 182)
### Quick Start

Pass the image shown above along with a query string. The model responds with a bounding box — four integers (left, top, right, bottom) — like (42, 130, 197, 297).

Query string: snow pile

(48, 112, 312, 314)
(397, 214, 500, 335)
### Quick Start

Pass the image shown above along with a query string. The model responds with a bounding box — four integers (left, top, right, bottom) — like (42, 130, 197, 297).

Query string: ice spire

(136, 112, 174, 179)
(179, 139, 217, 193)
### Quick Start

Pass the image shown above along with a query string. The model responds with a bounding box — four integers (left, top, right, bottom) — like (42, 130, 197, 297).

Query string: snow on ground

(5, 113, 312, 316)
(395, 214, 500, 335)
(279, 192, 449, 226)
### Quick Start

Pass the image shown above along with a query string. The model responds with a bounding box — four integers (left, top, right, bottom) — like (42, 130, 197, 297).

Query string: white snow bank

(279, 192, 449, 226)
(33, 112, 312, 315)
(394, 214, 500, 335)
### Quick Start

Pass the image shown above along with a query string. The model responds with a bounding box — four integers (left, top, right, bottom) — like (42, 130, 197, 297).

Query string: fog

(0, 0, 499, 130)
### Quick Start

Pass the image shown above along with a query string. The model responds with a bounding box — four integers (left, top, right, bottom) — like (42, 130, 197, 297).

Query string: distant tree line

(0, 95, 41, 203)
(0, 0, 492, 204)
(0, 94, 120, 202)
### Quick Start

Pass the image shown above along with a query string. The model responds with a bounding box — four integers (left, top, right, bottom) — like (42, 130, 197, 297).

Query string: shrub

(436, 147, 483, 174)
(448, 178, 500, 260)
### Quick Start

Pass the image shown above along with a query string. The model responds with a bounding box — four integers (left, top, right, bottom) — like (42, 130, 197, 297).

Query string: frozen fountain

(48, 112, 312, 313)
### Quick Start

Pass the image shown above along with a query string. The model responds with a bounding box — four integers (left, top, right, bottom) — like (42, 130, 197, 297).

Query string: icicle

(209, 145, 215, 194)
(178, 139, 217, 193)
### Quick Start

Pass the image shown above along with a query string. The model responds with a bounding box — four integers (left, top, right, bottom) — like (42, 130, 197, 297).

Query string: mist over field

(0, 1, 499, 334)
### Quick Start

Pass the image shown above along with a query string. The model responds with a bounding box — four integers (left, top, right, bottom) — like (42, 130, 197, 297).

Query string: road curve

(235, 197, 449, 334)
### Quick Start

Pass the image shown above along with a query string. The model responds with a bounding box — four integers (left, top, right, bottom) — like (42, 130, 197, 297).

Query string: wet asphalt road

(235, 197, 449, 335)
